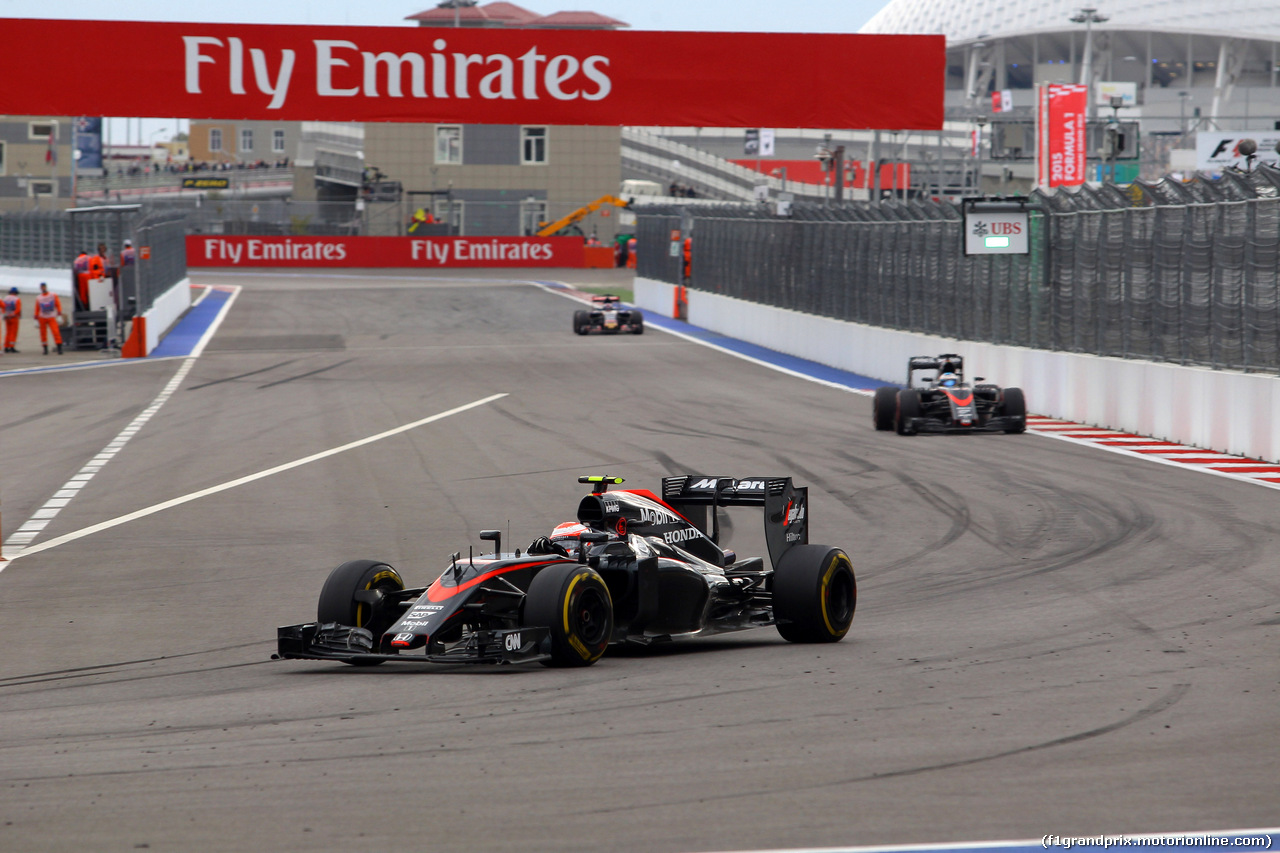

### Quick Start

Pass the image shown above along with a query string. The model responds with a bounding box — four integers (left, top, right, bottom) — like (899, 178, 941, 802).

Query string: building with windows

(360, 2, 627, 237)
(0, 116, 75, 212)
(189, 120, 299, 165)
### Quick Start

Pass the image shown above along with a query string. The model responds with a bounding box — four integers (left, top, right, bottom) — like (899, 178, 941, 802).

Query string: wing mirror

(578, 530, 608, 564)
(974, 376, 985, 382)
(479, 529, 501, 558)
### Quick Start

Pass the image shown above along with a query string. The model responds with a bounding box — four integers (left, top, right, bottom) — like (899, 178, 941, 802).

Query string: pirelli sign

(182, 177, 231, 189)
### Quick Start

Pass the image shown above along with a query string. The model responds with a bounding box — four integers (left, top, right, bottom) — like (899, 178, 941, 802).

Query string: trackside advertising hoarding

(187, 236, 585, 268)
(1037, 84, 1087, 188)
(0, 19, 944, 129)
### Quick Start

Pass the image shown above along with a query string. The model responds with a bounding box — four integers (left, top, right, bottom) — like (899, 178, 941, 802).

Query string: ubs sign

(962, 200, 1030, 256)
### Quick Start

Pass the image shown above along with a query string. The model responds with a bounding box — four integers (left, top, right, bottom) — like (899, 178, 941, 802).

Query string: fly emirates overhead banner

(187, 236, 585, 268)
(0, 19, 944, 129)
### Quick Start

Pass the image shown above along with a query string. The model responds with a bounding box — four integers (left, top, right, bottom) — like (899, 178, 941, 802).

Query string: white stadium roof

(859, 0, 1280, 45)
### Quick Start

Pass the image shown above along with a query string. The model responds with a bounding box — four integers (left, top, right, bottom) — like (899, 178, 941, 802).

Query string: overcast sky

(1, 0, 890, 143)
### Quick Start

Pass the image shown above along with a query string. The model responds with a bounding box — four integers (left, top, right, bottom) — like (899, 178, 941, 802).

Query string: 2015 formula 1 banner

(1037, 84, 1087, 188)
(187, 235, 585, 268)
(0, 18, 944, 129)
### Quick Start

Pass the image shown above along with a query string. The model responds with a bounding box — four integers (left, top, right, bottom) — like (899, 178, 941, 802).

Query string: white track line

(1, 286, 240, 564)
(1, 358, 195, 561)
(2, 393, 507, 565)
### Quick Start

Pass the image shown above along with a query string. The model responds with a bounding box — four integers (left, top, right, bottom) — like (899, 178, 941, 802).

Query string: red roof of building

(407, 3, 628, 28)
(407, 2, 541, 26)
(529, 10, 629, 28)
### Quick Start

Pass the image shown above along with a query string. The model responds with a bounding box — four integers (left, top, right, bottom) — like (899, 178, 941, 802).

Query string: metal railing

(639, 165, 1280, 373)
(1, 205, 187, 316)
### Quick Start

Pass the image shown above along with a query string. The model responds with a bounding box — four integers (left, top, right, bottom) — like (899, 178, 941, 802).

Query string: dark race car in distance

(872, 353, 1026, 435)
(276, 474, 856, 669)
(574, 294, 644, 335)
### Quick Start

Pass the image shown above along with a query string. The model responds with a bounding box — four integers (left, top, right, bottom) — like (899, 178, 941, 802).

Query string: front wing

(275, 622, 551, 665)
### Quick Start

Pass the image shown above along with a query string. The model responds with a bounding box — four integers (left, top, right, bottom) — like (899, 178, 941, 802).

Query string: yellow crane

(536, 195, 631, 238)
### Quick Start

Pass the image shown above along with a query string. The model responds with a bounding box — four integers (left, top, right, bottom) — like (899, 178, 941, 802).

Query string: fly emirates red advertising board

(0, 19, 944, 129)
(187, 236, 585, 268)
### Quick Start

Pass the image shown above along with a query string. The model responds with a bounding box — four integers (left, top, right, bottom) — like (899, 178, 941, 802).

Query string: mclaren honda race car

(872, 353, 1026, 435)
(276, 475, 856, 668)
(574, 294, 644, 335)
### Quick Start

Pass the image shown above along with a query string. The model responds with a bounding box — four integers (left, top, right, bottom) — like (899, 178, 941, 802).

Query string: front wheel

(573, 310, 588, 335)
(316, 559, 405, 665)
(872, 386, 897, 431)
(523, 564, 613, 667)
(1001, 387, 1026, 433)
(631, 309, 644, 335)
(773, 546, 856, 643)
(895, 389, 921, 435)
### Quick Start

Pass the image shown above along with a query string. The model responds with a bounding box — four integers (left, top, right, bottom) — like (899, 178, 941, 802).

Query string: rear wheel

(1001, 387, 1027, 433)
(895, 389, 921, 435)
(523, 564, 613, 667)
(316, 560, 405, 665)
(573, 310, 588, 334)
(773, 546, 856, 643)
(872, 386, 897, 431)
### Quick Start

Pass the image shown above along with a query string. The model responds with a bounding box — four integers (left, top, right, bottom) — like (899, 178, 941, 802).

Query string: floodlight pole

(1071, 7, 1109, 119)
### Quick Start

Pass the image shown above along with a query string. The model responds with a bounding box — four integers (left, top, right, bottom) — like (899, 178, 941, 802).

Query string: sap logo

(504, 632, 523, 651)
(786, 501, 806, 524)
(639, 506, 679, 525)
(663, 527, 702, 545)
(391, 632, 415, 646)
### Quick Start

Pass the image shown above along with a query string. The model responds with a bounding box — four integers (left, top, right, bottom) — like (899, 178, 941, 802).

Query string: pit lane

(0, 269, 1276, 853)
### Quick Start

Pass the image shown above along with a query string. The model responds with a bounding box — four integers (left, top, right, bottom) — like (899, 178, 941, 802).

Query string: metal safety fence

(637, 165, 1280, 373)
(1, 206, 188, 316)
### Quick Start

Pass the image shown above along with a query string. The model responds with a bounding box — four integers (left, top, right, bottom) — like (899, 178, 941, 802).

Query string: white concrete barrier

(0, 266, 72, 297)
(635, 276, 1280, 462)
(142, 278, 193, 354)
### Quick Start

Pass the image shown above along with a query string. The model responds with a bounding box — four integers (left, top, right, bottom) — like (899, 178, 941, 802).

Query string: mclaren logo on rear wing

(661, 475, 808, 568)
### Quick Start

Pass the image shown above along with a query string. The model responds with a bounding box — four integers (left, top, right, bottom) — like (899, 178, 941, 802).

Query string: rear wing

(661, 476, 808, 568)
(591, 295, 620, 305)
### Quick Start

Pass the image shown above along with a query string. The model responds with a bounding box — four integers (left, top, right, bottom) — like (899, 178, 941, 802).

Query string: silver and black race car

(275, 474, 856, 668)
(872, 353, 1026, 435)
(574, 294, 644, 335)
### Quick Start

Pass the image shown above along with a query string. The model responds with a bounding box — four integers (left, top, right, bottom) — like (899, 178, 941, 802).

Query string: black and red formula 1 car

(275, 474, 856, 668)
(573, 294, 644, 335)
(872, 353, 1026, 435)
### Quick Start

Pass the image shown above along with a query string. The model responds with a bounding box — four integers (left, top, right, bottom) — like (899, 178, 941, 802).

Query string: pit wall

(143, 278, 192, 354)
(635, 277, 1280, 464)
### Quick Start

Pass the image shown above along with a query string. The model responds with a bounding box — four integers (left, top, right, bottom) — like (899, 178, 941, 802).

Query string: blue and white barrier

(636, 276, 1280, 463)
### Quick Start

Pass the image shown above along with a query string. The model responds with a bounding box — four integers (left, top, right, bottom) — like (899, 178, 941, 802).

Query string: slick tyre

(631, 310, 644, 334)
(573, 310, 589, 335)
(873, 386, 898, 431)
(317, 559, 405, 665)
(895, 389, 922, 435)
(1001, 387, 1027, 433)
(524, 564, 613, 667)
(773, 545, 856, 643)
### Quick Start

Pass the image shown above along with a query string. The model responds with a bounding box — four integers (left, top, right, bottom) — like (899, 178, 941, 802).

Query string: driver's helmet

(937, 372, 959, 387)
(549, 521, 590, 557)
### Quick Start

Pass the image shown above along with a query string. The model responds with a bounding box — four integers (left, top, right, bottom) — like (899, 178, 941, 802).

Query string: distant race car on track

(574, 294, 644, 335)
(276, 474, 856, 668)
(872, 353, 1026, 435)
